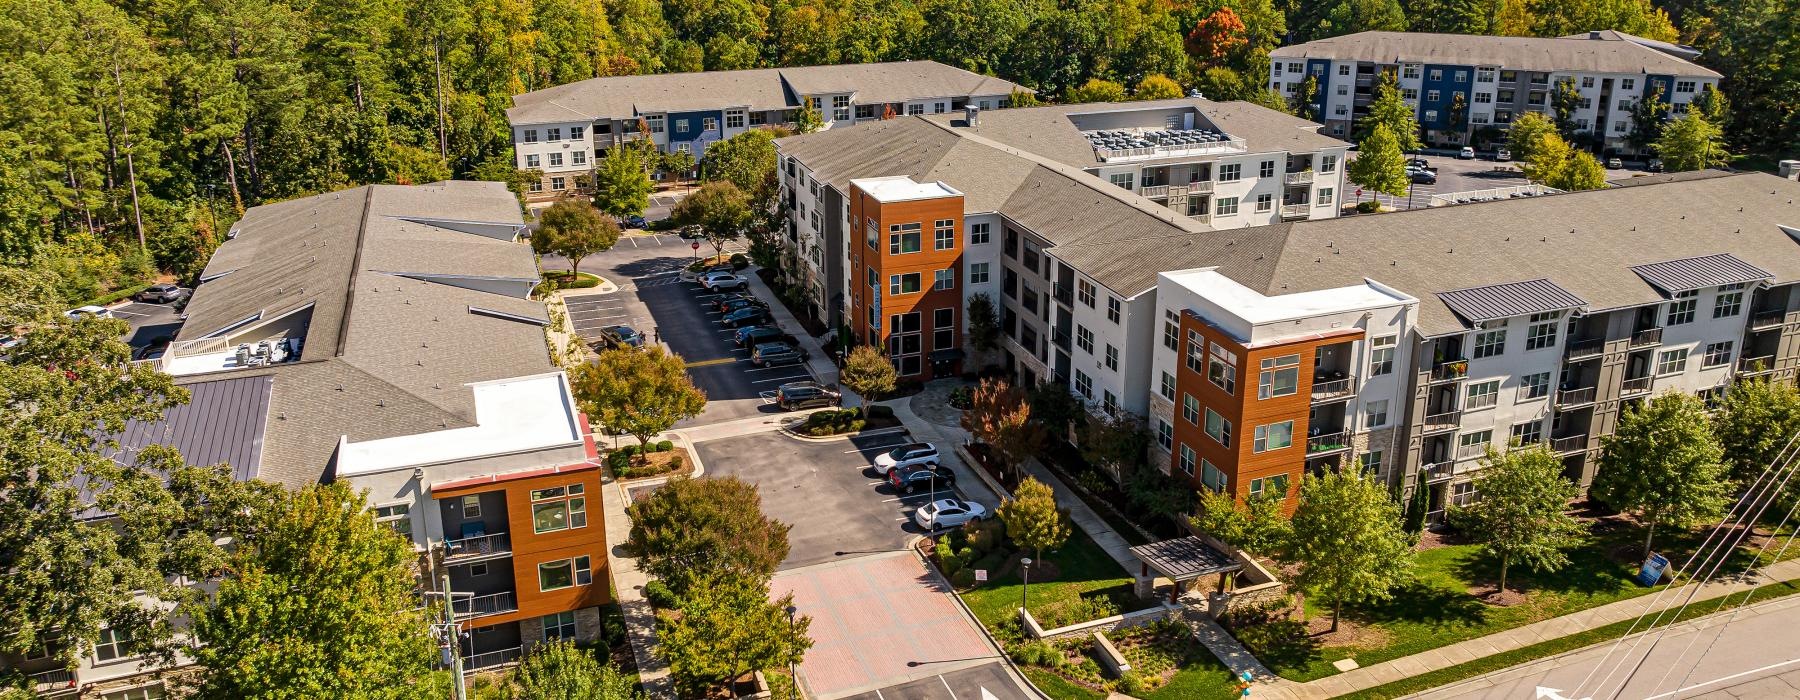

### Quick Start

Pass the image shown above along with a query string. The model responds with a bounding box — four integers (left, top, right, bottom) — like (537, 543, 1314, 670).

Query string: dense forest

(1, 0, 1794, 302)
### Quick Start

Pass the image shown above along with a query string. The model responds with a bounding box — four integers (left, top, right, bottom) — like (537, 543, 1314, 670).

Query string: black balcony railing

(466, 646, 524, 670)
(1565, 337, 1604, 360)
(1629, 327, 1663, 348)
(453, 591, 518, 620)
(1751, 308, 1787, 330)
(444, 532, 511, 562)
(1431, 359, 1469, 382)
(1311, 375, 1354, 402)
(1306, 432, 1350, 454)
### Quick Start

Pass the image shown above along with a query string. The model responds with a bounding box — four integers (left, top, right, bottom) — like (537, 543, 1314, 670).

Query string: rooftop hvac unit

(964, 105, 980, 127)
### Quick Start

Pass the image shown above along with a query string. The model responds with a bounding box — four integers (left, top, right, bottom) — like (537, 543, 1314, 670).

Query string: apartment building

(506, 61, 1025, 201)
(4, 181, 606, 698)
(775, 98, 1351, 387)
(1269, 31, 1721, 153)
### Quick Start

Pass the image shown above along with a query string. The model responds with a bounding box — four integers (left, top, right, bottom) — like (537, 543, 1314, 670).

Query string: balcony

(1751, 308, 1787, 331)
(1565, 337, 1605, 361)
(30, 669, 76, 695)
(1285, 170, 1315, 186)
(1423, 462, 1455, 482)
(453, 591, 519, 620)
(1187, 180, 1215, 195)
(1629, 327, 1663, 348)
(1430, 359, 1470, 383)
(1421, 410, 1462, 433)
(1306, 432, 1351, 455)
(1739, 355, 1776, 376)
(1620, 376, 1654, 396)
(443, 531, 511, 564)
(1280, 203, 1310, 220)
(1551, 434, 1588, 454)
(1311, 375, 1355, 403)
(1140, 184, 1171, 199)
(466, 645, 524, 671)
(1555, 386, 1596, 408)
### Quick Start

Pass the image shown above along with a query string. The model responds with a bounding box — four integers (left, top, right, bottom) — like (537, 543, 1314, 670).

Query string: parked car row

(864, 440, 989, 529)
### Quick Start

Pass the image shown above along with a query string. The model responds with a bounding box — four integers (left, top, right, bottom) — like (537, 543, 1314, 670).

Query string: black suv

(775, 382, 840, 410)
(734, 325, 795, 348)
(889, 464, 957, 494)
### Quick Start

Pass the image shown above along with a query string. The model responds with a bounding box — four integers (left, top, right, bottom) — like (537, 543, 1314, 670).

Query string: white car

(700, 272, 746, 291)
(873, 442, 939, 475)
(1458, 146, 1476, 159)
(914, 498, 988, 530)
(65, 305, 113, 320)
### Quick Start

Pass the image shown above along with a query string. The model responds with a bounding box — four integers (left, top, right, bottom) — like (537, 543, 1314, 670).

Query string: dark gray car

(751, 342, 805, 367)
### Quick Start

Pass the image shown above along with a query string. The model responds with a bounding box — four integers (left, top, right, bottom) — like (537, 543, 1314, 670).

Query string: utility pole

(434, 33, 448, 159)
(438, 574, 468, 700)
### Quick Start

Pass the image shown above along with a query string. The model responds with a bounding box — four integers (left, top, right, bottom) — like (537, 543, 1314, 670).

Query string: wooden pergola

(1129, 536, 1244, 604)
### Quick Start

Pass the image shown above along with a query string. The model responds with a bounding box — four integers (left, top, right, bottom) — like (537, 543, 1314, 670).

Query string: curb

(779, 424, 909, 443)
(914, 545, 1053, 700)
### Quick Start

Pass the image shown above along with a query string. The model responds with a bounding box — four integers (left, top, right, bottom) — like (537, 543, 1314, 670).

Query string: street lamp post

(785, 605, 799, 700)
(1020, 557, 1033, 612)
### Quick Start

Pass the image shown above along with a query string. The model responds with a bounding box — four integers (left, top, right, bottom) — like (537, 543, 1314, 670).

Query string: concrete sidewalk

(599, 469, 673, 698)
(1017, 458, 1141, 575)
(1283, 556, 1800, 699)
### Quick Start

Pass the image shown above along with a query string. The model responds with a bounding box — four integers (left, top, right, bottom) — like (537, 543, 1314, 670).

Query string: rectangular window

(1714, 284, 1744, 318)
(1257, 354, 1299, 399)
(542, 611, 578, 642)
(546, 127, 562, 141)
(1580, 76, 1595, 88)
(1209, 343, 1239, 394)
(1657, 348, 1689, 375)
(1474, 92, 1493, 104)
(1249, 474, 1290, 499)
(1466, 379, 1500, 409)
(375, 503, 413, 543)
(934, 269, 954, 291)
(1520, 371, 1551, 400)
(1459, 429, 1493, 452)
(1219, 163, 1241, 182)
(572, 151, 587, 165)
(1511, 420, 1543, 446)
(646, 116, 664, 133)
(1178, 444, 1196, 475)
(1077, 279, 1096, 307)
(550, 176, 565, 191)
(1077, 325, 1094, 353)
(1477, 68, 1496, 82)
(889, 273, 922, 295)
(1359, 451, 1383, 478)
(1259, 160, 1275, 178)
(1473, 329, 1506, 359)
(969, 262, 990, 284)
(675, 119, 689, 132)
(969, 222, 991, 245)
(1185, 330, 1205, 373)
(1074, 370, 1093, 398)
(1254, 421, 1294, 453)
(537, 555, 593, 591)
(1156, 420, 1173, 449)
(522, 129, 539, 144)
(1109, 172, 1135, 190)
(1317, 187, 1334, 205)
(1704, 341, 1733, 367)
(548, 152, 563, 167)
(1201, 460, 1227, 492)
(725, 111, 745, 129)
(1106, 297, 1121, 323)
(1216, 197, 1239, 215)
(1183, 394, 1200, 424)
(1667, 290, 1698, 325)
(1428, 68, 1443, 81)
(1676, 80, 1696, 93)
(94, 627, 132, 662)
(934, 220, 955, 250)
(531, 484, 588, 534)
(1204, 408, 1232, 447)
(1621, 78, 1635, 90)
(1255, 193, 1273, 212)
(525, 154, 541, 168)
(1163, 310, 1179, 350)
(1160, 371, 1176, 400)
(1105, 345, 1119, 371)
(1402, 88, 1419, 101)
(1369, 335, 1396, 376)
(888, 222, 922, 254)
(1338, 64, 1350, 76)
(1364, 399, 1389, 428)
(1426, 89, 1441, 102)
(1526, 312, 1559, 350)
(102, 685, 167, 700)
(1321, 155, 1338, 173)
(702, 117, 718, 131)
(460, 494, 483, 519)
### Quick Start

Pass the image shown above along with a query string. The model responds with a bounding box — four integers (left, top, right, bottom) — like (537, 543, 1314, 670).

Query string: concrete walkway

(884, 397, 1000, 507)
(1017, 457, 1142, 575)
(1280, 556, 1800, 699)
(599, 469, 673, 697)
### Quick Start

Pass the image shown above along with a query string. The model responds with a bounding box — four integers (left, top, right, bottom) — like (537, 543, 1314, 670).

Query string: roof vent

(964, 105, 981, 127)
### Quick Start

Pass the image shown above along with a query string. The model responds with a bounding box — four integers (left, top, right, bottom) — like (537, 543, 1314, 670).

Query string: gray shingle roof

(1630, 253, 1775, 295)
(1437, 279, 1587, 324)
(1270, 31, 1720, 79)
(507, 61, 1026, 126)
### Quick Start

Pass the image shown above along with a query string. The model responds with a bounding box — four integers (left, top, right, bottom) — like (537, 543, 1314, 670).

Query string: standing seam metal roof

(1629, 253, 1775, 295)
(1436, 279, 1587, 324)
(104, 374, 272, 481)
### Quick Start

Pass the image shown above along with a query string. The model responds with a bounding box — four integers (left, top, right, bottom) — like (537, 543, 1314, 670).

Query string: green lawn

(960, 527, 1145, 630)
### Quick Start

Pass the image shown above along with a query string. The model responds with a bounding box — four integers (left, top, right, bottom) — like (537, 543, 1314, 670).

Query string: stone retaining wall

(1020, 603, 1181, 641)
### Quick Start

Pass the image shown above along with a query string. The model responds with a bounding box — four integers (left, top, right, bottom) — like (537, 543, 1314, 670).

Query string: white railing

(1285, 171, 1314, 185)
(1620, 376, 1654, 395)
(1140, 185, 1170, 198)
(1739, 355, 1775, 375)
(167, 336, 232, 358)
(1428, 183, 1560, 207)
(1311, 376, 1353, 401)
(1095, 138, 1247, 162)
(444, 532, 511, 561)
(1187, 180, 1214, 195)
(1280, 203, 1310, 219)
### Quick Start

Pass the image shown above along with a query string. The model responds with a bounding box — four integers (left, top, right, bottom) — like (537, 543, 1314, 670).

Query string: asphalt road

(109, 300, 185, 353)
(694, 430, 976, 570)
(838, 661, 1030, 700)
(1414, 590, 1800, 700)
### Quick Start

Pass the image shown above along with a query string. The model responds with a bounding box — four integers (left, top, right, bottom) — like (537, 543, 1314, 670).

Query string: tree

(1714, 378, 1800, 485)
(1008, 89, 1041, 108)
(659, 572, 812, 696)
(1690, 84, 1731, 125)
(1507, 112, 1558, 166)
(839, 344, 897, 410)
(1134, 74, 1184, 101)
(702, 130, 778, 196)
(592, 146, 653, 220)
(1550, 79, 1583, 137)
(963, 378, 1045, 481)
(192, 482, 439, 699)
(1067, 78, 1128, 104)
(1448, 91, 1468, 130)
(512, 642, 644, 700)
(1361, 72, 1421, 152)
(626, 476, 791, 593)
(998, 477, 1069, 560)
(1655, 114, 1730, 172)
(659, 148, 697, 187)
(1627, 84, 1671, 151)
(1191, 490, 1291, 556)
(1521, 131, 1574, 184)
(1288, 75, 1320, 120)
(1704, 0, 1798, 154)
(1548, 150, 1607, 191)
(1185, 7, 1248, 66)
(965, 293, 1001, 366)
(1452, 446, 1585, 593)
(793, 97, 825, 133)
(1078, 412, 1148, 481)
(1287, 471, 1415, 633)
(1349, 123, 1409, 199)
(537, 200, 620, 276)
(572, 346, 707, 451)
(671, 180, 753, 259)
(1592, 393, 1732, 559)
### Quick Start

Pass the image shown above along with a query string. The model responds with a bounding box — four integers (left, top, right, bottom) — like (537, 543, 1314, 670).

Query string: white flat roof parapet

(1161, 268, 1414, 343)
(335, 372, 584, 476)
(851, 176, 962, 203)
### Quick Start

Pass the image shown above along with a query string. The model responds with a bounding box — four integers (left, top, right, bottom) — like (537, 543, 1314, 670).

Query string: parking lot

(108, 300, 186, 357)
(1347, 153, 1639, 211)
(694, 430, 982, 570)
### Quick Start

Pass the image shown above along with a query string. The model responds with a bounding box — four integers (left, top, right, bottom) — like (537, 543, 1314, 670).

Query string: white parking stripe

(751, 374, 810, 384)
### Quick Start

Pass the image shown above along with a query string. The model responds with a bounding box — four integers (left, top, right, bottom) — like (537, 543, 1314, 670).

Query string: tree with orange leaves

(1186, 7, 1248, 66)
(961, 378, 1045, 482)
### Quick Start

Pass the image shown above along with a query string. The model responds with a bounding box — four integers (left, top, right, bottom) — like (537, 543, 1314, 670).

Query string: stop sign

(691, 241, 700, 250)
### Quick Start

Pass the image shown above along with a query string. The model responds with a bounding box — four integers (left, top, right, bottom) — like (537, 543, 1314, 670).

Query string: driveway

(694, 430, 983, 570)
(109, 301, 185, 355)
(837, 661, 1030, 700)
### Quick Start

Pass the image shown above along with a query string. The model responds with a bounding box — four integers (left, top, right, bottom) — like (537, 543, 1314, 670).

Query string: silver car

(913, 498, 988, 530)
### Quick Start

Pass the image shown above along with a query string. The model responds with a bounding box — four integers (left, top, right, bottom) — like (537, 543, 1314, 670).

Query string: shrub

(948, 386, 974, 409)
(685, 259, 708, 272)
(1009, 641, 1063, 668)
(1117, 671, 1163, 693)
(728, 253, 749, 270)
(1038, 595, 1121, 629)
(966, 518, 1007, 554)
(655, 440, 674, 452)
(956, 546, 975, 565)
(866, 404, 895, 420)
(971, 550, 1010, 576)
(643, 579, 680, 609)
(935, 541, 962, 574)
(950, 568, 977, 588)
(1355, 200, 1381, 213)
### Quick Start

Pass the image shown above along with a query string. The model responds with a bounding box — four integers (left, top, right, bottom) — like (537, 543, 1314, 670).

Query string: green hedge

(81, 280, 156, 308)
(800, 408, 865, 436)
(540, 271, 602, 291)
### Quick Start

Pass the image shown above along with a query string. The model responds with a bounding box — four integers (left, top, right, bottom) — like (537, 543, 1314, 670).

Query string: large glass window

(1249, 475, 1289, 499)
(1657, 348, 1689, 375)
(1160, 371, 1176, 400)
(1077, 280, 1096, 307)
(934, 219, 955, 250)
(1466, 380, 1500, 409)
(1369, 335, 1396, 376)
(1163, 310, 1179, 350)
(1257, 354, 1299, 399)
(1253, 420, 1294, 452)
(538, 555, 593, 591)
(543, 611, 577, 641)
(888, 273, 921, 295)
(1076, 325, 1094, 353)
(94, 627, 132, 662)
(1525, 312, 1559, 350)
(1208, 343, 1238, 394)
(1520, 371, 1551, 400)
(1178, 444, 1196, 475)
(1182, 394, 1200, 424)
(1704, 341, 1733, 367)
(1201, 460, 1227, 492)
(375, 503, 413, 543)
(888, 223, 922, 254)
(1715, 284, 1744, 318)
(531, 484, 588, 534)
(1473, 329, 1506, 359)
(1667, 290, 1697, 325)
(1185, 330, 1205, 373)
(1204, 408, 1232, 447)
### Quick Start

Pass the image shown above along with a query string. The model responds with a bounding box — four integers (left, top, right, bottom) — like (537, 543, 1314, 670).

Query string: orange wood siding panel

(846, 185, 964, 378)
(436, 467, 610, 628)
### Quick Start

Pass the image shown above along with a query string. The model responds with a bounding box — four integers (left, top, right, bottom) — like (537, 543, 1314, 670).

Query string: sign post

(691, 240, 700, 264)
(1637, 552, 1670, 587)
